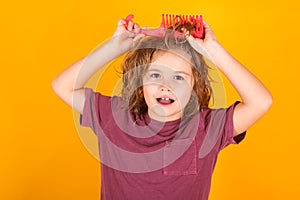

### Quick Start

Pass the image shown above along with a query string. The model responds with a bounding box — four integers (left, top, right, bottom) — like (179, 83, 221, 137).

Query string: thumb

(187, 35, 214, 64)
(132, 33, 145, 47)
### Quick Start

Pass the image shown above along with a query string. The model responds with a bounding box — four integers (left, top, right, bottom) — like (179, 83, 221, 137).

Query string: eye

(173, 75, 185, 81)
(150, 73, 161, 79)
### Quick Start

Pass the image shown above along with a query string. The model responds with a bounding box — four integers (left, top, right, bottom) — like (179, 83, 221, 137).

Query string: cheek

(174, 86, 193, 107)
(142, 84, 156, 102)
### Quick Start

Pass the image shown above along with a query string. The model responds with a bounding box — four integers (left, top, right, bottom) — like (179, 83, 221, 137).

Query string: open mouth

(156, 97, 175, 105)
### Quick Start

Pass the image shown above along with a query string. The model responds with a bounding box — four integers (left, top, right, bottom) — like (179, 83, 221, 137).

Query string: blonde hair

(122, 27, 212, 120)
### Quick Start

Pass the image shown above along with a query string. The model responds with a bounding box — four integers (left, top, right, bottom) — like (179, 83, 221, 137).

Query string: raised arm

(187, 22, 273, 136)
(52, 19, 144, 114)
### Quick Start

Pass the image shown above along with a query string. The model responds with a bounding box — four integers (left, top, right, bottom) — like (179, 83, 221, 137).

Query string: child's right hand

(110, 18, 145, 55)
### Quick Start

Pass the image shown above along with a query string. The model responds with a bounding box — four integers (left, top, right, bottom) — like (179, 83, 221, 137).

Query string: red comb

(124, 14, 204, 39)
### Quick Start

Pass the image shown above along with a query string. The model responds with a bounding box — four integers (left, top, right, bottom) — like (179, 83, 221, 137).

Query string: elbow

(261, 91, 273, 113)
(51, 78, 61, 95)
(51, 77, 68, 98)
(51, 78, 73, 107)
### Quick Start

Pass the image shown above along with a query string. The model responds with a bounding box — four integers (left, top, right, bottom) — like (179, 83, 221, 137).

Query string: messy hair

(121, 25, 212, 120)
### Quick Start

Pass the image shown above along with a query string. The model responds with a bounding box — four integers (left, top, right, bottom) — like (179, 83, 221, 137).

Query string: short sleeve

(79, 88, 124, 135)
(80, 88, 101, 131)
(219, 101, 246, 150)
(198, 102, 246, 158)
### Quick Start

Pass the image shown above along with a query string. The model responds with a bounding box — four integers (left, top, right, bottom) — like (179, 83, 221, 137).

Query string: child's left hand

(185, 21, 217, 64)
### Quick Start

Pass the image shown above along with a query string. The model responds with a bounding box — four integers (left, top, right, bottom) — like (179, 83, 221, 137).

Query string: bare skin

(187, 21, 272, 135)
(52, 17, 272, 137)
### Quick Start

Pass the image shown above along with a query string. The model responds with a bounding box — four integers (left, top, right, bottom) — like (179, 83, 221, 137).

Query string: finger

(181, 27, 190, 38)
(202, 20, 209, 27)
(201, 20, 217, 40)
(115, 19, 125, 32)
(133, 23, 141, 34)
(186, 34, 196, 42)
(113, 19, 127, 37)
(136, 33, 145, 40)
(202, 20, 215, 33)
(127, 31, 135, 38)
(186, 35, 204, 51)
(117, 19, 124, 26)
(127, 21, 134, 31)
(132, 34, 145, 46)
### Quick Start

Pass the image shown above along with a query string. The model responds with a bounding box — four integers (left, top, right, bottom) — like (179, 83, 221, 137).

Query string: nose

(157, 77, 172, 92)
(160, 85, 171, 92)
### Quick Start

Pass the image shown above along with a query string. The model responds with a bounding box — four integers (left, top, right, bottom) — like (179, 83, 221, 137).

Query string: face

(142, 51, 194, 122)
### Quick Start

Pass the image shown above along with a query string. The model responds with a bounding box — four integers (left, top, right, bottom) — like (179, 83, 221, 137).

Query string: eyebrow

(174, 71, 192, 76)
(148, 69, 192, 77)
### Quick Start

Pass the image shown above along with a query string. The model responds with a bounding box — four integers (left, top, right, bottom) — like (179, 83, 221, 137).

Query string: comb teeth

(162, 14, 202, 27)
(161, 14, 204, 38)
(124, 14, 204, 39)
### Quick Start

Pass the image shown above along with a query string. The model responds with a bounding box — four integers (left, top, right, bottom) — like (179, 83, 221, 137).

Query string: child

(52, 16, 272, 200)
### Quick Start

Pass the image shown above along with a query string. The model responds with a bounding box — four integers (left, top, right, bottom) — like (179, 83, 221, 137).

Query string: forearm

(206, 40, 272, 109)
(52, 17, 143, 113)
(52, 39, 123, 93)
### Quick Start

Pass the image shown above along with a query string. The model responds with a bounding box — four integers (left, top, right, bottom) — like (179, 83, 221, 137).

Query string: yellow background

(1, 0, 299, 199)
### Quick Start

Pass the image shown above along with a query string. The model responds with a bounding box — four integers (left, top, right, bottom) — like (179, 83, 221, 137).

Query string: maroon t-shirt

(80, 88, 246, 200)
